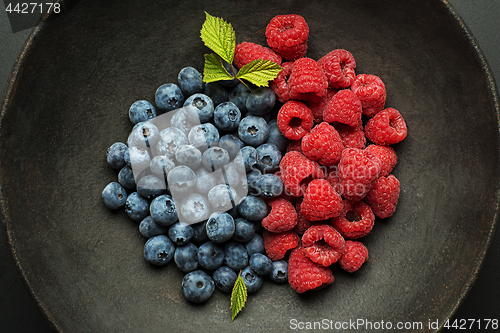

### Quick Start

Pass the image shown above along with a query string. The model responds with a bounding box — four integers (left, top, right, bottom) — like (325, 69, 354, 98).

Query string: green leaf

(236, 59, 283, 87)
(200, 12, 235, 64)
(230, 274, 247, 322)
(203, 53, 235, 84)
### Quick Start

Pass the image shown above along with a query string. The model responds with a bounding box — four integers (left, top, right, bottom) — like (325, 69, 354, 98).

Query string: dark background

(0, 1, 499, 332)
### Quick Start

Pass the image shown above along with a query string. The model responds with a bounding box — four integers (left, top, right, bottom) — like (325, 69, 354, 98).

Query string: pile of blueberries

(102, 66, 289, 303)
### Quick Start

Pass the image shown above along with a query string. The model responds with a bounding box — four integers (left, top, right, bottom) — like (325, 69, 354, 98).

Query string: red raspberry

(351, 74, 386, 117)
(365, 144, 398, 177)
(364, 174, 400, 218)
(277, 100, 314, 140)
(338, 148, 381, 201)
(332, 200, 375, 239)
(279, 151, 325, 197)
(293, 197, 314, 234)
(288, 58, 328, 102)
(302, 224, 345, 266)
(300, 179, 343, 221)
(323, 89, 362, 128)
(286, 139, 303, 154)
(301, 122, 344, 166)
(324, 166, 343, 196)
(270, 61, 294, 103)
(318, 49, 356, 89)
(263, 229, 300, 261)
(339, 240, 368, 273)
(288, 246, 335, 293)
(307, 88, 337, 123)
(262, 198, 298, 233)
(334, 122, 367, 149)
(233, 42, 282, 69)
(265, 14, 309, 61)
(364, 108, 408, 145)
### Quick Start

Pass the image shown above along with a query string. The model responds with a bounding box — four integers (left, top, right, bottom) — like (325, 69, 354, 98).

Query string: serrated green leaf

(200, 12, 235, 64)
(203, 53, 235, 84)
(236, 59, 283, 87)
(230, 275, 247, 322)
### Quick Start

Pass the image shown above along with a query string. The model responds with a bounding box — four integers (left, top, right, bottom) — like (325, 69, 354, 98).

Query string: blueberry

(102, 182, 128, 210)
(194, 166, 218, 194)
(246, 169, 262, 196)
(149, 194, 178, 226)
(208, 184, 239, 212)
(183, 93, 214, 123)
(136, 174, 166, 200)
(139, 215, 169, 238)
(241, 266, 263, 293)
(219, 162, 242, 189)
(191, 220, 209, 243)
(155, 83, 185, 112)
(197, 241, 225, 270)
(202, 146, 230, 171)
(118, 165, 137, 190)
(237, 146, 258, 173)
(255, 143, 282, 173)
(246, 87, 276, 116)
(228, 83, 250, 113)
(224, 242, 249, 271)
(106, 142, 128, 169)
(127, 146, 151, 172)
(237, 195, 268, 221)
(206, 212, 235, 243)
(166, 165, 197, 195)
(245, 234, 265, 257)
(168, 222, 194, 245)
(269, 260, 288, 283)
(144, 234, 175, 266)
(213, 102, 241, 132)
(175, 144, 202, 169)
(203, 82, 228, 106)
(213, 266, 238, 293)
(249, 253, 273, 275)
(219, 60, 239, 88)
(128, 100, 157, 125)
(188, 123, 220, 150)
(178, 66, 204, 96)
(149, 155, 176, 181)
(155, 127, 189, 159)
(232, 217, 256, 243)
(125, 192, 150, 221)
(266, 120, 289, 152)
(181, 270, 215, 304)
(174, 242, 199, 273)
(180, 193, 210, 224)
(255, 173, 283, 198)
(128, 121, 160, 149)
(170, 107, 195, 135)
(219, 134, 245, 160)
(238, 115, 269, 147)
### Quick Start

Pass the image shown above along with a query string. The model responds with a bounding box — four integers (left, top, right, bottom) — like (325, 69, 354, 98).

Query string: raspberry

(317, 49, 356, 89)
(293, 197, 315, 234)
(263, 229, 300, 261)
(233, 42, 282, 70)
(323, 89, 362, 128)
(332, 200, 375, 239)
(288, 246, 335, 293)
(279, 151, 325, 197)
(365, 144, 398, 177)
(262, 198, 298, 233)
(277, 100, 314, 140)
(307, 88, 337, 123)
(338, 148, 381, 201)
(339, 240, 368, 273)
(351, 74, 386, 117)
(364, 107, 408, 145)
(302, 224, 345, 266)
(324, 166, 343, 195)
(301, 122, 344, 166)
(364, 174, 400, 218)
(269, 61, 294, 103)
(286, 139, 304, 154)
(334, 122, 367, 149)
(265, 14, 309, 61)
(300, 179, 343, 221)
(288, 58, 328, 102)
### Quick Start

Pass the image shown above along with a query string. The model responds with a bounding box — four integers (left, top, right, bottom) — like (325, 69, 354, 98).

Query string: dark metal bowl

(1, 0, 499, 332)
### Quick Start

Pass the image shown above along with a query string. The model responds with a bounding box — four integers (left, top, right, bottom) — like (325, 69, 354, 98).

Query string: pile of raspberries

(234, 14, 407, 293)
